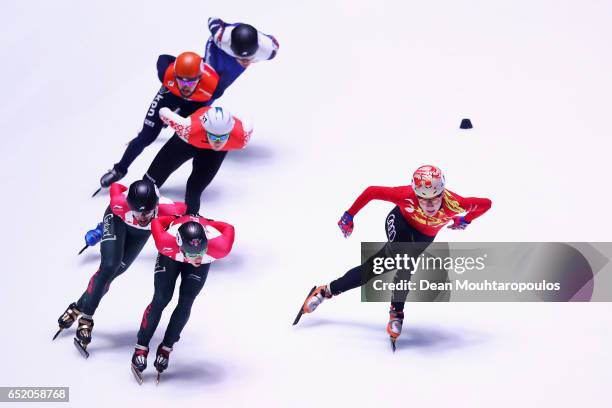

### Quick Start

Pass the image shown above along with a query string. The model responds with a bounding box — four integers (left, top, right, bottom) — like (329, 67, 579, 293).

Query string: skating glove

(85, 223, 104, 246)
(337, 211, 354, 238)
(448, 216, 470, 230)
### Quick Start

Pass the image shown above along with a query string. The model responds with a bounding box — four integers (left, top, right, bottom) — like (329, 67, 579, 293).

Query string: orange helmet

(174, 52, 203, 79)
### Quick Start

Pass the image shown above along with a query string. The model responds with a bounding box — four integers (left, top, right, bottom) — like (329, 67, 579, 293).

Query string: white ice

(0, 0, 611, 407)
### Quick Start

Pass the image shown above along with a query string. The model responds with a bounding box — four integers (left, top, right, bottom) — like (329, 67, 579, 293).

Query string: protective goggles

(416, 192, 443, 202)
(176, 77, 200, 87)
(207, 132, 230, 143)
(133, 209, 155, 217)
(184, 249, 207, 260)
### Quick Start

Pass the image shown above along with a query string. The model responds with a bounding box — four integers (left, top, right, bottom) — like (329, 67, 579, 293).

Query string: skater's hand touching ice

(337, 211, 354, 238)
(448, 216, 470, 230)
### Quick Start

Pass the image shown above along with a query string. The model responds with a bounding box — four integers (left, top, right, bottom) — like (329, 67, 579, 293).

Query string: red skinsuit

(347, 186, 492, 237)
(151, 215, 235, 264)
(162, 63, 219, 102)
(160, 106, 251, 150)
(109, 183, 187, 230)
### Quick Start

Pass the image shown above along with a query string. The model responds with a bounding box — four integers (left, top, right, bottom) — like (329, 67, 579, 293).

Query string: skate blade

(52, 328, 63, 341)
(156, 371, 161, 385)
(390, 337, 397, 353)
(131, 364, 144, 385)
(292, 286, 316, 326)
(73, 338, 90, 359)
(91, 187, 102, 198)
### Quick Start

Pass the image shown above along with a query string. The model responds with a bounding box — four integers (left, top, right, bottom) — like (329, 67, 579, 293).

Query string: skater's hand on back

(159, 107, 172, 125)
(448, 216, 470, 230)
(338, 211, 354, 238)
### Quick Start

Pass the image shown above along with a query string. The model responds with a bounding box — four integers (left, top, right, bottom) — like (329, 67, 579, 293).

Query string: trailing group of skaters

(53, 18, 278, 384)
(54, 17, 492, 384)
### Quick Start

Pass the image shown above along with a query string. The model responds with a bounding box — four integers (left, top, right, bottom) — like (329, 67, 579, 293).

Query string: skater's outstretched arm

(346, 186, 407, 217)
(338, 186, 406, 238)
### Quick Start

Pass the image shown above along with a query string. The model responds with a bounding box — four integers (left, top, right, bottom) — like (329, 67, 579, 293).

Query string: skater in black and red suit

(130, 214, 234, 384)
(54, 180, 186, 358)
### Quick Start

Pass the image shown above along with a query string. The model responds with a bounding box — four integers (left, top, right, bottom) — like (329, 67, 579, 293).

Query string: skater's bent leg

(185, 150, 227, 214)
(116, 228, 151, 274)
(390, 266, 413, 312)
(162, 264, 210, 347)
(115, 128, 159, 175)
(384, 206, 436, 312)
(144, 135, 195, 188)
(137, 255, 180, 347)
(328, 265, 365, 296)
(103, 228, 151, 294)
(328, 243, 389, 296)
(114, 87, 180, 173)
(76, 210, 127, 316)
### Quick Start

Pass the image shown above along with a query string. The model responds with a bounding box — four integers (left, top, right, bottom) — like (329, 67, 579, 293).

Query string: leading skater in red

(294, 165, 492, 350)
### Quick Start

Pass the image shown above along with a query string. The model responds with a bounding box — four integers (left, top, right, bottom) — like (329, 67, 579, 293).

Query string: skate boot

(73, 316, 94, 358)
(99, 167, 126, 188)
(53, 302, 81, 340)
(153, 344, 173, 385)
(131, 345, 149, 385)
(387, 307, 404, 352)
(293, 285, 332, 325)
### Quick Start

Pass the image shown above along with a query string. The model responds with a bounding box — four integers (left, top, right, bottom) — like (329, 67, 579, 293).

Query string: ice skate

(99, 168, 126, 188)
(130, 345, 149, 385)
(53, 303, 81, 340)
(293, 285, 332, 325)
(153, 344, 172, 385)
(387, 308, 404, 352)
(73, 316, 94, 358)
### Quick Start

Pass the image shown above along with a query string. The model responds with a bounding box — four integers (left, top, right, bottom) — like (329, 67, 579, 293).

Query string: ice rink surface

(1, 0, 611, 406)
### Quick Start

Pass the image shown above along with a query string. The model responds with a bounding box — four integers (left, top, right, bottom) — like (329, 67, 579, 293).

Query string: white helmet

(412, 165, 445, 198)
(201, 107, 235, 135)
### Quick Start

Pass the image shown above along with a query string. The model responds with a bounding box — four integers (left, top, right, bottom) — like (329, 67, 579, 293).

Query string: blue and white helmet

(201, 107, 235, 135)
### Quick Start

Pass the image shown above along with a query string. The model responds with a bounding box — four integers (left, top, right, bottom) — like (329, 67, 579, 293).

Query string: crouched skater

(54, 180, 186, 358)
(130, 214, 235, 384)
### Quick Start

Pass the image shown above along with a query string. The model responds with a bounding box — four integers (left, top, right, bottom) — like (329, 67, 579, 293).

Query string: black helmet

(177, 221, 208, 254)
(126, 180, 159, 212)
(230, 24, 258, 58)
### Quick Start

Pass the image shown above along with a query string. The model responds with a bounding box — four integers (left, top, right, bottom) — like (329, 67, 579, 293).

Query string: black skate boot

(99, 167, 126, 188)
(73, 316, 94, 358)
(53, 303, 81, 340)
(153, 344, 173, 385)
(131, 345, 149, 385)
